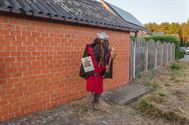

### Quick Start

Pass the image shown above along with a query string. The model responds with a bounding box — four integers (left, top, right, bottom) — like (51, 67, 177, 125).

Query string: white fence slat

(130, 39, 175, 80)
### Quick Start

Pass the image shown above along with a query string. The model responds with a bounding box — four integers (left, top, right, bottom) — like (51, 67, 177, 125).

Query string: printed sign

(81, 56, 94, 72)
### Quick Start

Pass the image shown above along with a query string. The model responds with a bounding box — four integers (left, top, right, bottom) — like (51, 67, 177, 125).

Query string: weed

(144, 81, 160, 90)
(137, 98, 161, 117)
(158, 92, 166, 97)
(146, 94, 164, 104)
(170, 63, 182, 70)
(175, 79, 181, 83)
(136, 74, 142, 79)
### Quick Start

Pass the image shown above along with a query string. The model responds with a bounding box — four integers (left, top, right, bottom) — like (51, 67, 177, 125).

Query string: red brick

(0, 34, 4, 40)
(10, 31, 21, 36)
(27, 57, 36, 61)
(3, 24, 16, 30)
(11, 73, 22, 78)
(18, 66, 28, 72)
(22, 31, 31, 37)
(27, 26, 36, 32)
(16, 25, 27, 31)
(0, 16, 9, 23)
(16, 36, 27, 41)
(0, 29, 9, 35)
(22, 52, 31, 56)
(6, 67, 17, 73)
(17, 57, 27, 62)
(0, 52, 11, 57)
(0, 72, 11, 79)
(28, 47, 36, 51)
(17, 46, 27, 51)
(11, 52, 21, 57)
(11, 40, 22, 46)
(5, 46, 17, 51)
(5, 57, 16, 63)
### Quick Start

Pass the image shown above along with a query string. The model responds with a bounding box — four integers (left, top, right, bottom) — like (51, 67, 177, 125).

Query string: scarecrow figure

(80, 32, 116, 111)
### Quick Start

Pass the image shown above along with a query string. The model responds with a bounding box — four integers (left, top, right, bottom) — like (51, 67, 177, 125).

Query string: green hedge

(144, 35, 182, 59)
(144, 35, 180, 46)
(180, 42, 189, 47)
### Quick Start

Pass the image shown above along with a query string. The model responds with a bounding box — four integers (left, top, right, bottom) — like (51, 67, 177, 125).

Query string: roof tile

(0, 0, 138, 32)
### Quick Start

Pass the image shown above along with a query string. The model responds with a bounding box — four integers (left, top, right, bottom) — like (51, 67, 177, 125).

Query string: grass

(158, 92, 166, 97)
(137, 95, 189, 124)
(135, 62, 189, 125)
(144, 81, 160, 90)
(137, 98, 162, 117)
(170, 63, 182, 70)
(136, 73, 142, 79)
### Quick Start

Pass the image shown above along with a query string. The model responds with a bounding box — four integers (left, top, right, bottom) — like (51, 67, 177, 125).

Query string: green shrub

(145, 35, 181, 59)
(144, 35, 180, 43)
(186, 42, 189, 47)
(176, 51, 185, 59)
(130, 36, 135, 41)
(180, 41, 189, 47)
(170, 63, 182, 70)
(145, 35, 180, 46)
(136, 74, 142, 79)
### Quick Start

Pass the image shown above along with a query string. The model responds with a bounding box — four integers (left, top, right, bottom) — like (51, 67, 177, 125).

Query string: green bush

(170, 63, 182, 70)
(176, 51, 185, 59)
(145, 35, 181, 59)
(186, 42, 189, 47)
(130, 36, 135, 41)
(180, 40, 189, 47)
(145, 35, 180, 46)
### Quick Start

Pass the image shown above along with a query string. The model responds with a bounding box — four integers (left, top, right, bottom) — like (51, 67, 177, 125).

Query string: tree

(159, 22, 169, 34)
(182, 20, 189, 42)
(145, 23, 159, 32)
(145, 19, 189, 43)
(168, 23, 181, 35)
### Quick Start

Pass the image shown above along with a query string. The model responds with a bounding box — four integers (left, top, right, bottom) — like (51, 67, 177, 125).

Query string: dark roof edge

(101, 0, 150, 33)
(0, 11, 134, 33)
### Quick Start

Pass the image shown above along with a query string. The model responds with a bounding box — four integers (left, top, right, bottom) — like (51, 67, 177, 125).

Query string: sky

(104, 0, 189, 24)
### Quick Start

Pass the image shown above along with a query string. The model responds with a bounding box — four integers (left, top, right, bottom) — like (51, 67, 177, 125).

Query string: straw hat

(97, 32, 109, 40)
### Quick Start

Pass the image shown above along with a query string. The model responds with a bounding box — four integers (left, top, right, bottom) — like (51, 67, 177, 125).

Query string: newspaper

(81, 56, 94, 72)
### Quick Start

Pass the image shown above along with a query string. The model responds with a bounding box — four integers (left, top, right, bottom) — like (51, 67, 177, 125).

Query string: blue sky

(104, 0, 189, 24)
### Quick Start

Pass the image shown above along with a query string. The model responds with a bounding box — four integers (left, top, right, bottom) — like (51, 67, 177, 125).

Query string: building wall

(0, 14, 130, 121)
(130, 30, 147, 37)
(137, 30, 147, 37)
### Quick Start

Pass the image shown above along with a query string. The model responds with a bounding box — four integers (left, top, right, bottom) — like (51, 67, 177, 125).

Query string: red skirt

(86, 75, 103, 94)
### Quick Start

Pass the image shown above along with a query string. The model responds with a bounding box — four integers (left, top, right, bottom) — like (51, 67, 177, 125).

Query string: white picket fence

(130, 39, 175, 80)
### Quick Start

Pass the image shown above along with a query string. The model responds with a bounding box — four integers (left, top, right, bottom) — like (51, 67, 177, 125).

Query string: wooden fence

(130, 39, 175, 80)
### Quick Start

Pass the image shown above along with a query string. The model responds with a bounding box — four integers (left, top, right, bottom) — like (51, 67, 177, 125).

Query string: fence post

(133, 40, 136, 79)
(145, 42, 148, 72)
(167, 43, 169, 64)
(161, 44, 164, 66)
(154, 43, 157, 69)
(173, 44, 175, 60)
(170, 43, 173, 62)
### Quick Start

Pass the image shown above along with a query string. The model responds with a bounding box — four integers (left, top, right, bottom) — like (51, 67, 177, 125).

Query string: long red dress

(86, 46, 106, 94)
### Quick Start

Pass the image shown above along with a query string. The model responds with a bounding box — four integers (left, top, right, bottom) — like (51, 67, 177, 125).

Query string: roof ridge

(0, 0, 138, 32)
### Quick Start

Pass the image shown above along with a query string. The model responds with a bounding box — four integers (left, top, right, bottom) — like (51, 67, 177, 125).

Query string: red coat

(86, 46, 106, 94)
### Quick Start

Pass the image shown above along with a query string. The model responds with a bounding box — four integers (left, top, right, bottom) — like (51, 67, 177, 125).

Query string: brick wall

(0, 13, 130, 121)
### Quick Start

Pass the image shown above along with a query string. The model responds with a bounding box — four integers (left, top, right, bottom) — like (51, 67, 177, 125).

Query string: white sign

(81, 56, 94, 72)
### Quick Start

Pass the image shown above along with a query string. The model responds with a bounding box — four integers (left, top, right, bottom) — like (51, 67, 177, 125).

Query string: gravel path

(0, 97, 171, 125)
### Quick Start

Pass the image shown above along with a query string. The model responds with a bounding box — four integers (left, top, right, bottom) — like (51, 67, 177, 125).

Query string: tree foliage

(145, 20, 189, 42)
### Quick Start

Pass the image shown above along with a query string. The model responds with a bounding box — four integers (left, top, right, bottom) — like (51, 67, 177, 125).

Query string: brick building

(0, 0, 138, 121)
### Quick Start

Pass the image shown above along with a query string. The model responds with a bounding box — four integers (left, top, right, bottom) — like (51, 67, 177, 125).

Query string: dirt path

(1, 61, 189, 125)
(132, 61, 189, 125)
